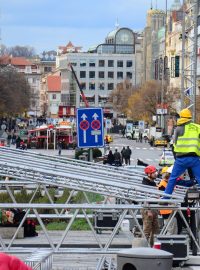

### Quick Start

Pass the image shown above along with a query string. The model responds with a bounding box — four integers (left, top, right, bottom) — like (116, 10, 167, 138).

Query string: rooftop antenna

(155, 0, 157, 9)
(115, 18, 119, 29)
(150, 0, 153, 9)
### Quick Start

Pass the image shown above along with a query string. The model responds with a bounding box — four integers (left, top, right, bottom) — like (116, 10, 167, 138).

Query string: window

(44, 66, 52, 72)
(108, 71, 114, 78)
(89, 71, 95, 78)
(71, 62, 77, 66)
(52, 94, 57, 100)
(80, 61, 86, 67)
(127, 61, 132, 67)
(80, 71, 86, 78)
(99, 82, 105, 90)
(108, 83, 114, 90)
(108, 60, 114, 67)
(80, 82, 86, 90)
(89, 61, 95, 67)
(117, 61, 123, 67)
(99, 60, 105, 67)
(99, 71, 104, 78)
(89, 82, 95, 90)
(126, 72, 132, 79)
(117, 72, 123, 79)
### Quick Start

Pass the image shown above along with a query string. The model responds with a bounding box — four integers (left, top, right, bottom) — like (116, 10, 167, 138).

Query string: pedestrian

(139, 132, 143, 143)
(0, 252, 32, 270)
(107, 150, 115, 165)
(158, 166, 178, 235)
(58, 140, 62, 156)
(121, 146, 126, 164)
(113, 147, 122, 166)
(121, 127, 125, 138)
(141, 165, 159, 246)
(165, 108, 200, 196)
(124, 146, 132, 165)
(11, 133, 16, 145)
(7, 132, 12, 147)
(15, 136, 22, 149)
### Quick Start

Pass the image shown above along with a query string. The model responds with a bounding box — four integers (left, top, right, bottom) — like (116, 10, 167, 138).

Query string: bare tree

(0, 66, 31, 116)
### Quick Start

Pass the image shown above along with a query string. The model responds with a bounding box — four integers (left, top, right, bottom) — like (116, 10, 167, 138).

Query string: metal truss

(181, 0, 198, 117)
(0, 148, 184, 202)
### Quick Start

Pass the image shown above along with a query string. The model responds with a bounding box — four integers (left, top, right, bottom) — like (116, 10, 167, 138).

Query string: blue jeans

(165, 156, 200, 195)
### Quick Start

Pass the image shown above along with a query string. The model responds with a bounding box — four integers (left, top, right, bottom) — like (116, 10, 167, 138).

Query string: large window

(99, 71, 104, 79)
(117, 72, 123, 79)
(80, 71, 86, 78)
(89, 60, 95, 67)
(89, 82, 95, 90)
(80, 61, 86, 67)
(80, 82, 86, 90)
(89, 71, 95, 78)
(117, 60, 123, 67)
(99, 82, 105, 90)
(108, 71, 114, 78)
(108, 60, 114, 67)
(108, 83, 114, 90)
(127, 60, 132, 67)
(126, 72, 132, 79)
(99, 60, 105, 67)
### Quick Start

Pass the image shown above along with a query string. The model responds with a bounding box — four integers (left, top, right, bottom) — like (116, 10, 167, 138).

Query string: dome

(107, 29, 118, 39)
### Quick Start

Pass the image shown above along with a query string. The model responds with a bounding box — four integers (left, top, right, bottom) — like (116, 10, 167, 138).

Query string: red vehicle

(28, 123, 75, 149)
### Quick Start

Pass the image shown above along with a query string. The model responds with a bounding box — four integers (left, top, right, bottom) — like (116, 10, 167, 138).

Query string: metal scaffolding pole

(181, 0, 198, 121)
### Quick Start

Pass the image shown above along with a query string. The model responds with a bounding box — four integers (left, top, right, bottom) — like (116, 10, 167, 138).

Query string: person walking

(57, 140, 62, 156)
(107, 150, 115, 165)
(113, 148, 122, 166)
(121, 146, 126, 164)
(165, 108, 200, 196)
(141, 165, 159, 246)
(124, 146, 132, 165)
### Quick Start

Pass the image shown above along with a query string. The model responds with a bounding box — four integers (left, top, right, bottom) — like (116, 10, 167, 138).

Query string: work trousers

(141, 209, 159, 247)
(165, 156, 200, 195)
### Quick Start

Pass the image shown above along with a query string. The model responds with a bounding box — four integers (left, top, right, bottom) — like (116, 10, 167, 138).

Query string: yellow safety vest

(158, 180, 172, 215)
(174, 123, 200, 156)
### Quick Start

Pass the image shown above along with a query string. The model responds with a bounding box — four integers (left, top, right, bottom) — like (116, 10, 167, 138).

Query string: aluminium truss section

(0, 148, 186, 200)
(0, 158, 183, 204)
(181, 0, 198, 115)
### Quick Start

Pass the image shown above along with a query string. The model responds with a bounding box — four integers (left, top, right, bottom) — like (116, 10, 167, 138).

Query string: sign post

(77, 108, 104, 153)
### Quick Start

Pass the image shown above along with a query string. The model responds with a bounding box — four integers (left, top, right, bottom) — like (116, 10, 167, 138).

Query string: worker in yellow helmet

(165, 108, 200, 196)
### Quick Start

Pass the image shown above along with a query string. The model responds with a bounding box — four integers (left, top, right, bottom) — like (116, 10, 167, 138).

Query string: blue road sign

(77, 107, 104, 148)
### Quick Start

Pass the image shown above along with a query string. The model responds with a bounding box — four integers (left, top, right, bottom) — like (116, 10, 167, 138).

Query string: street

(109, 133, 163, 167)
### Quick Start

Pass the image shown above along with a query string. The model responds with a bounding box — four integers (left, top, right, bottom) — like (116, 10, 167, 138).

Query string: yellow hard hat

(161, 167, 169, 174)
(179, 108, 192, 118)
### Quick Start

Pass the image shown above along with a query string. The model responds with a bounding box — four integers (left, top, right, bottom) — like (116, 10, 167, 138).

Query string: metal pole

(181, 0, 186, 110)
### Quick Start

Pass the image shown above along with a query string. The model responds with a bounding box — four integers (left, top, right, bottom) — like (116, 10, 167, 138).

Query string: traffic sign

(77, 108, 104, 148)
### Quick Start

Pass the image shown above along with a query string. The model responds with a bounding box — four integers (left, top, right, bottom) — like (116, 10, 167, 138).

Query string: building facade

(57, 27, 143, 113)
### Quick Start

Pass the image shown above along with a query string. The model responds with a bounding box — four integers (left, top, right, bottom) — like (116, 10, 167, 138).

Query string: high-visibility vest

(158, 180, 172, 215)
(174, 123, 200, 156)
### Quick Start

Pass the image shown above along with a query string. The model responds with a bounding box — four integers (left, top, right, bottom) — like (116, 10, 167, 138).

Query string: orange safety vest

(158, 179, 172, 215)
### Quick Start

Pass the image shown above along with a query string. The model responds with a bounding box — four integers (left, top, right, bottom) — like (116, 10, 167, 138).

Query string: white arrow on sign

(81, 113, 87, 143)
(92, 113, 99, 143)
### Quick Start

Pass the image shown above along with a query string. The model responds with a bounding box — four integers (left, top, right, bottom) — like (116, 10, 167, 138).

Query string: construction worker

(158, 166, 178, 234)
(141, 165, 159, 246)
(165, 108, 200, 196)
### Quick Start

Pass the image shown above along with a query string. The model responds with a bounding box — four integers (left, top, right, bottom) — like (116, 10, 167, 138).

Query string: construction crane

(69, 63, 89, 108)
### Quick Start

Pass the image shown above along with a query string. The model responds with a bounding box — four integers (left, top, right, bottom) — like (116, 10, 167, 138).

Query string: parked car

(159, 149, 175, 166)
(154, 137, 168, 147)
(104, 134, 113, 143)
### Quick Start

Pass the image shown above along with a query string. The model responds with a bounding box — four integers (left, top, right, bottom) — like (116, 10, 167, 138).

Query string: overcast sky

(1, 0, 175, 54)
